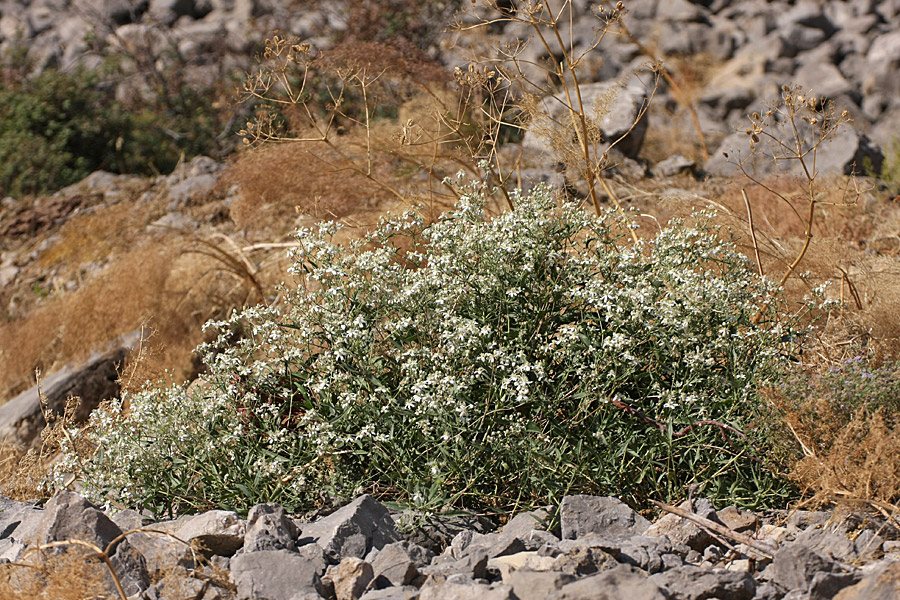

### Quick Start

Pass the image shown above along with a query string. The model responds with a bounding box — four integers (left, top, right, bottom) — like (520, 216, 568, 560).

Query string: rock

(418, 578, 516, 600)
(650, 564, 756, 600)
(506, 569, 576, 600)
(704, 122, 883, 178)
(717, 505, 759, 533)
(547, 564, 667, 600)
(147, 0, 211, 25)
(0, 264, 18, 287)
(443, 529, 527, 561)
(156, 509, 245, 557)
(0, 495, 47, 562)
(327, 556, 374, 600)
(297, 495, 402, 562)
(834, 561, 900, 600)
(0, 330, 140, 447)
(149, 211, 199, 230)
(230, 546, 327, 600)
(654, 154, 696, 178)
(559, 495, 651, 540)
(770, 544, 839, 592)
(808, 571, 861, 600)
(793, 526, 860, 563)
(241, 504, 298, 553)
(645, 498, 724, 552)
(37, 492, 150, 597)
(369, 540, 433, 588)
(360, 587, 421, 600)
(421, 549, 489, 581)
(792, 60, 854, 100)
(502, 507, 558, 537)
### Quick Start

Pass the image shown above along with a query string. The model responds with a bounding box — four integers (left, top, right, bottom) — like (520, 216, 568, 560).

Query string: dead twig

(651, 500, 778, 557)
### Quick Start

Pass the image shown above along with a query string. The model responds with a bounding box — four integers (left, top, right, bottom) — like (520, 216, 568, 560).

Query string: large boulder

(0, 331, 141, 448)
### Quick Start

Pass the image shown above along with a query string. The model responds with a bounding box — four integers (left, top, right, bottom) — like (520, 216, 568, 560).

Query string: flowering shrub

(60, 184, 798, 517)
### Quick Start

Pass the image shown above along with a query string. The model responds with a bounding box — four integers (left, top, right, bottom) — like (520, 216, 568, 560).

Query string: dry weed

(0, 549, 110, 600)
(790, 410, 900, 505)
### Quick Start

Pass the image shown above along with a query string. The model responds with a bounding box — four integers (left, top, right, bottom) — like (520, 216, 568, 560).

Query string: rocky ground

(3, 0, 900, 597)
(2, 491, 900, 599)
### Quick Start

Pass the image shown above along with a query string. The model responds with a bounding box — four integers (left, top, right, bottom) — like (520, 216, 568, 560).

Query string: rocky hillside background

(1, 0, 900, 505)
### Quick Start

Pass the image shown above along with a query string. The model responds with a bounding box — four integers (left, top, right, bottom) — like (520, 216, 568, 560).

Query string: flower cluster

(58, 184, 799, 517)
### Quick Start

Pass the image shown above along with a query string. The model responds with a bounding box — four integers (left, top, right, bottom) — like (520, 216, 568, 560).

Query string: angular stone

(547, 564, 667, 600)
(0, 331, 139, 448)
(559, 496, 651, 540)
(230, 547, 326, 600)
(37, 492, 150, 597)
(328, 556, 374, 600)
(360, 587, 421, 600)
(370, 540, 433, 588)
(418, 579, 516, 600)
(644, 498, 723, 552)
(0, 495, 48, 561)
(717, 505, 758, 533)
(523, 76, 650, 159)
(793, 527, 860, 563)
(445, 529, 527, 561)
(506, 569, 576, 600)
(501, 507, 559, 541)
(156, 509, 245, 557)
(655, 154, 696, 178)
(650, 564, 756, 600)
(297, 495, 401, 562)
(241, 504, 298, 553)
(834, 561, 900, 600)
(771, 544, 837, 591)
(809, 571, 861, 600)
(421, 549, 489, 581)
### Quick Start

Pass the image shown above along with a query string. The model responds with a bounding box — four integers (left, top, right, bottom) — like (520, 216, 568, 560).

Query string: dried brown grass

(223, 141, 398, 233)
(775, 395, 900, 506)
(0, 549, 111, 600)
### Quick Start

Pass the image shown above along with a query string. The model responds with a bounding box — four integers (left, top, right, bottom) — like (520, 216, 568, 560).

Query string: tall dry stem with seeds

(453, 1, 657, 237)
(726, 85, 863, 317)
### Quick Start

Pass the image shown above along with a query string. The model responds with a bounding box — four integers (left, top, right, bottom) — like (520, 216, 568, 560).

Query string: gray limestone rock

(0, 495, 47, 562)
(547, 564, 667, 600)
(650, 564, 757, 600)
(231, 547, 327, 600)
(418, 579, 516, 600)
(156, 509, 246, 557)
(297, 495, 401, 562)
(644, 498, 724, 552)
(771, 544, 839, 592)
(241, 504, 298, 553)
(37, 492, 150, 597)
(559, 495, 651, 540)
(506, 570, 576, 600)
(370, 540, 433, 588)
(0, 331, 140, 448)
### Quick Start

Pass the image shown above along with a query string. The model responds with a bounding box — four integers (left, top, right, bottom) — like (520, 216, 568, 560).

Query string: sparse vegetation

(1, 0, 900, 574)
(58, 185, 807, 517)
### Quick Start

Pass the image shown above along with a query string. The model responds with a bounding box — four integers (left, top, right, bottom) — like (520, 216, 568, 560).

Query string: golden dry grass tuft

(0, 549, 110, 600)
(223, 141, 399, 233)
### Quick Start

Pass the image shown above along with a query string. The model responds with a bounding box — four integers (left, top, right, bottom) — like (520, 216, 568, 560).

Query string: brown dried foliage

(0, 549, 110, 600)
(787, 406, 900, 505)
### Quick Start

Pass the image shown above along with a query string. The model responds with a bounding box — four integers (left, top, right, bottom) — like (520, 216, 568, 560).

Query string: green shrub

(0, 67, 229, 198)
(60, 183, 801, 517)
(0, 68, 127, 197)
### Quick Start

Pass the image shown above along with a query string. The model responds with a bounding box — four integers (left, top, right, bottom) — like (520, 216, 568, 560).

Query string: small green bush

(60, 184, 800, 517)
(0, 67, 228, 198)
